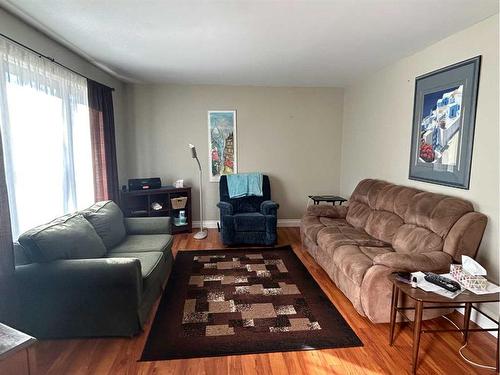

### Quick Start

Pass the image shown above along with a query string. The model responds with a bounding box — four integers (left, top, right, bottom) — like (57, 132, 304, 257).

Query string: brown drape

(88, 79, 119, 203)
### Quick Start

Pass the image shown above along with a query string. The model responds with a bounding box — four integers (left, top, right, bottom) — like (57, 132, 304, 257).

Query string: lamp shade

(189, 144, 197, 159)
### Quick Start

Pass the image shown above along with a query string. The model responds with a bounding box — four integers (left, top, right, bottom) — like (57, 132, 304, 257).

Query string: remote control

(394, 272, 411, 284)
(424, 272, 461, 292)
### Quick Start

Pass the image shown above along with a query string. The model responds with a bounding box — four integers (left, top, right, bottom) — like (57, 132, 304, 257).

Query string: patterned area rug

(140, 246, 362, 361)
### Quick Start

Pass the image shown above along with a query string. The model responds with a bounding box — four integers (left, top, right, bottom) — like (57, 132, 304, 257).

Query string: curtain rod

(0, 32, 115, 91)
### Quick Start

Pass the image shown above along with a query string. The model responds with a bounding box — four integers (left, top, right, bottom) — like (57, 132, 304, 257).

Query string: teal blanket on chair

(227, 173, 263, 198)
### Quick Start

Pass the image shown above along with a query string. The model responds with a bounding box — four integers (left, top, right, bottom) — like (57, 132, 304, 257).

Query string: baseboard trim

(192, 220, 219, 229)
(192, 219, 301, 228)
(277, 219, 301, 227)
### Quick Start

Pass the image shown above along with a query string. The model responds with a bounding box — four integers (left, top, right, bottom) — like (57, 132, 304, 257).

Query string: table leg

(412, 300, 423, 374)
(496, 323, 499, 373)
(27, 346, 37, 375)
(462, 302, 472, 345)
(389, 284, 399, 346)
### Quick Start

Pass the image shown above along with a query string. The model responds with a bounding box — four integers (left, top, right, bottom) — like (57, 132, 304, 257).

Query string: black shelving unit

(120, 186, 192, 234)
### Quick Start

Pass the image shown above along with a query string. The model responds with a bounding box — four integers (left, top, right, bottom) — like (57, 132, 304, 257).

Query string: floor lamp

(189, 144, 208, 240)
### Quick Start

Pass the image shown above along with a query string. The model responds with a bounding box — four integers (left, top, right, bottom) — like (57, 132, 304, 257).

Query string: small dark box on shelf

(128, 177, 162, 191)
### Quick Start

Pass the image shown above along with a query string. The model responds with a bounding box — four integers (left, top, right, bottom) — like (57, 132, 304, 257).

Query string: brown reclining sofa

(300, 179, 487, 323)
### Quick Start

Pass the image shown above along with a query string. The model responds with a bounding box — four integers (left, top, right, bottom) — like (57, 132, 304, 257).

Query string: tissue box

(450, 264, 488, 290)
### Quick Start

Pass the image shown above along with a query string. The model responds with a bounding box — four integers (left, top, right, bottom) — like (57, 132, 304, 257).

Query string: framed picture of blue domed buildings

(409, 56, 481, 189)
(208, 110, 237, 182)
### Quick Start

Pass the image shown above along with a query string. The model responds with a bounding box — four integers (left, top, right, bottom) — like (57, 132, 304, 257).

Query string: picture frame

(408, 56, 481, 189)
(208, 110, 237, 182)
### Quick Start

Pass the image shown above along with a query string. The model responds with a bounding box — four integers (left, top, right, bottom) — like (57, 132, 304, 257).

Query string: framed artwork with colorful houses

(408, 56, 481, 189)
(208, 110, 237, 182)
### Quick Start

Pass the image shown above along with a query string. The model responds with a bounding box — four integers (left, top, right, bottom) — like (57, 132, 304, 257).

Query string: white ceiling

(1, 0, 498, 86)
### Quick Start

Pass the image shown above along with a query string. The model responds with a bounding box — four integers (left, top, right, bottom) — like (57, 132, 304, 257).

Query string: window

(0, 38, 94, 239)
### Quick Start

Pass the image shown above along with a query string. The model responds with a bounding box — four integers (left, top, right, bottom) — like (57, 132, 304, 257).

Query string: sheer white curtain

(0, 37, 94, 239)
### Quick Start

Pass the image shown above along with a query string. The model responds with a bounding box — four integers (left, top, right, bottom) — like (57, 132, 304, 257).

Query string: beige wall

(124, 84, 344, 221)
(0, 8, 128, 183)
(341, 14, 499, 290)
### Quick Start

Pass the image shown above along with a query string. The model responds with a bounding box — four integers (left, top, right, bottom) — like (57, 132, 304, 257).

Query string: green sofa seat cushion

(108, 234, 173, 256)
(107, 251, 165, 292)
(82, 201, 127, 249)
(18, 214, 107, 263)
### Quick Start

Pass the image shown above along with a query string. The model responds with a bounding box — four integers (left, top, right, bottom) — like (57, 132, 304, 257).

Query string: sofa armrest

(373, 251, 452, 273)
(15, 258, 142, 292)
(14, 258, 144, 338)
(217, 201, 233, 216)
(261, 200, 279, 216)
(124, 217, 171, 235)
(443, 212, 487, 262)
(306, 204, 348, 218)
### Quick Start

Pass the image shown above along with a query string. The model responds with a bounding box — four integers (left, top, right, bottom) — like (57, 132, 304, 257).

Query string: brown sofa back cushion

(346, 201, 372, 229)
(347, 179, 474, 254)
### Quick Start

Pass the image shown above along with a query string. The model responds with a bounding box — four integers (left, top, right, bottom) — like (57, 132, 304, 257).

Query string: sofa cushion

(373, 184, 420, 218)
(332, 245, 374, 287)
(108, 251, 165, 292)
(82, 201, 126, 249)
(332, 244, 393, 286)
(234, 213, 266, 232)
(346, 201, 372, 229)
(392, 224, 443, 253)
(366, 180, 388, 208)
(364, 210, 404, 244)
(306, 205, 347, 219)
(358, 246, 395, 260)
(317, 226, 388, 251)
(349, 179, 378, 205)
(405, 192, 473, 238)
(318, 217, 350, 227)
(330, 261, 364, 315)
(301, 215, 325, 243)
(107, 234, 173, 256)
(18, 214, 106, 263)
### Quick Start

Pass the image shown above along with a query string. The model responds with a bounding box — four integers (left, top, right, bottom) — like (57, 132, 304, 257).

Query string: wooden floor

(35, 228, 497, 375)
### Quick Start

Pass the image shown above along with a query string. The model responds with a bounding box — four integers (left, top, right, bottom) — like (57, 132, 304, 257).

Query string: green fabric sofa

(13, 201, 173, 339)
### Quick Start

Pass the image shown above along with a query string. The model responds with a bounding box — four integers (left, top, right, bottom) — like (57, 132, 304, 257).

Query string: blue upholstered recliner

(217, 175, 279, 246)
